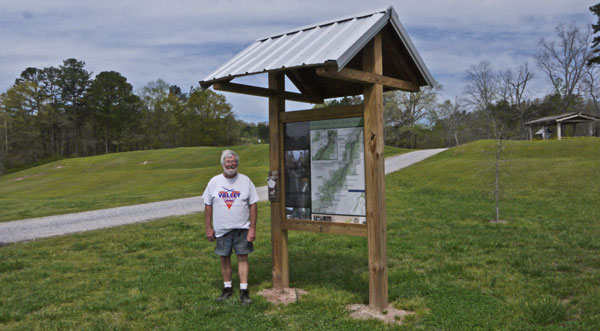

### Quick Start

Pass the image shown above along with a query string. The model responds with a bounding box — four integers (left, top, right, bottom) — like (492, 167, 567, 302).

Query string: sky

(0, 0, 596, 122)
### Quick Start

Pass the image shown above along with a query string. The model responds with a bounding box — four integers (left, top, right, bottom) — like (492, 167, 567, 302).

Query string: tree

(0, 83, 42, 166)
(184, 88, 234, 146)
(535, 23, 592, 113)
(57, 58, 91, 155)
(464, 60, 503, 134)
(384, 86, 438, 148)
(137, 79, 176, 148)
(464, 60, 505, 223)
(436, 97, 466, 146)
(257, 122, 269, 143)
(500, 63, 534, 139)
(589, 3, 600, 65)
(582, 63, 600, 114)
(86, 71, 141, 153)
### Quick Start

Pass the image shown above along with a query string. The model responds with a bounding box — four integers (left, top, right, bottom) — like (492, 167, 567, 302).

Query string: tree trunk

(105, 123, 109, 154)
(3, 114, 8, 153)
(494, 137, 501, 222)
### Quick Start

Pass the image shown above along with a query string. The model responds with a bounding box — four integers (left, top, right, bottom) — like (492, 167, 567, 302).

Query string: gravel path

(0, 149, 446, 245)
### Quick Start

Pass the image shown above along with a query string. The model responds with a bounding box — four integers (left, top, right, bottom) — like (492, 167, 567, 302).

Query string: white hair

(220, 149, 239, 165)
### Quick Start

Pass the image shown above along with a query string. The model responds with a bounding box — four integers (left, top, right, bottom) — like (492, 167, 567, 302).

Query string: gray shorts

(215, 229, 254, 256)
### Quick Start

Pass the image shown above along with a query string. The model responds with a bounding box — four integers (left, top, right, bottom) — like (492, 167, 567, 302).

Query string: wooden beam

(283, 219, 367, 237)
(269, 72, 289, 289)
(316, 66, 420, 92)
(280, 104, 363, 123)
(363, 33, 388, 311)
(381, 28, 422, 84)
(286, 69, 323, 100)
(213, 81, 323, 104)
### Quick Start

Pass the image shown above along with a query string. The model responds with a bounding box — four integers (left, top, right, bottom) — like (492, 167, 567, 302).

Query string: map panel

(310, 118, 366, 223)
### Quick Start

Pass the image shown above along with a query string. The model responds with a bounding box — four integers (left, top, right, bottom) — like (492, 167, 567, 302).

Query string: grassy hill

(1, 138, 598, 329)
(0, 145, 410, 222)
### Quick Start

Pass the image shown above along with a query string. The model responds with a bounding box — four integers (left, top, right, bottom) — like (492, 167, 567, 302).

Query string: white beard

(223, 165, 238, 177)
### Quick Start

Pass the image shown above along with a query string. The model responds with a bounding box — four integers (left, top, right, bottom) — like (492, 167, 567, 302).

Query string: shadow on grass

(236, 234, 370, 302)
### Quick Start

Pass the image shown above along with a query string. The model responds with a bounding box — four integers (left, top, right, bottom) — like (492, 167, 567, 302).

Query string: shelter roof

(199, 6, 434, 99)
(524, 112, 600, 126)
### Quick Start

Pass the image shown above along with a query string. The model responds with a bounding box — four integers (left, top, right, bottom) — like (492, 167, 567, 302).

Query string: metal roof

(200, 6, 434, 95)
(524, 112, 600, 126)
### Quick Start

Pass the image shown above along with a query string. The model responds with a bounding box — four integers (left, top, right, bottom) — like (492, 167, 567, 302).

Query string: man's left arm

(247, 203, 257, 242)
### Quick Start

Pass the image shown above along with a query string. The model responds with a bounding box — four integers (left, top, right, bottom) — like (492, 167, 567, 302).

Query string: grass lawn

(1, 138, 598, 329)
(0, 145, 410, 222)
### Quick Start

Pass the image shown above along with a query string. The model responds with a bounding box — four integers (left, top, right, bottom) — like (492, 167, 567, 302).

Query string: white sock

(240, 283, 248, 290)
(224, 281, 232, 288)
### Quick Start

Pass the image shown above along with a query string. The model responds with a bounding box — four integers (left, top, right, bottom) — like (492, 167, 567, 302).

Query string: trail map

(310, 118, 365, 220)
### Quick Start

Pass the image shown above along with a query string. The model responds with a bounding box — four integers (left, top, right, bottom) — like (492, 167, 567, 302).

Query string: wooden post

(363, 33, 388, 310)
(269, 71, 289, 289)
(557, 122, 562, 140)
(590, 122, 594, 136)
(528, 126, 533, 140)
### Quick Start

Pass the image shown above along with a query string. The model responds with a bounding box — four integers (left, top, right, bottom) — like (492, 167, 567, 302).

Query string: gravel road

(0, 148, 446, 245)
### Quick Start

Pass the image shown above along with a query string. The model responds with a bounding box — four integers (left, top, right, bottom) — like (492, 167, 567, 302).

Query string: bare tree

(582, 64, 600, 136)
(582, 64, 600, 114)
(501, 63, 534, 139)
(384, 85, 438, 148)
(464, 60, 501, 136)
(436, 97, 465, 146)
(464, 60, 505, 223)
(535, 22, 592, 113)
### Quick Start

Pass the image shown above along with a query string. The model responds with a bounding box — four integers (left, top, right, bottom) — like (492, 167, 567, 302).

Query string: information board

(284, 117, 366, 224)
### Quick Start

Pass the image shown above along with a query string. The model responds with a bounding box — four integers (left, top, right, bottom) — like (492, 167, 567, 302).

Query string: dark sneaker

(240, 289, 252, 305)
(216, 287, 233, 302)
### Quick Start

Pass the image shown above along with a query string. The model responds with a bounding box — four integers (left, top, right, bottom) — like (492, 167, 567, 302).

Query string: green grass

(0, 145, 412, 222)
(2, 138, 598, 329)
(0, 145, 269, 222)
(384, 145, 413, 157)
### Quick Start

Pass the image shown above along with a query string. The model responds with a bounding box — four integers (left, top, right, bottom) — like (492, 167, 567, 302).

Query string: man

(203, 149, 258, 305)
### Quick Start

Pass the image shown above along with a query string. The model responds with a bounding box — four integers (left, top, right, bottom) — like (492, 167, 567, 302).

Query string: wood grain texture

(213, 81, 323, 104)
(316, 67, 419, 92)
(283, 219, 367, 237)
(363, 33, 388, 310)
(280, 104, 363, 123)
(269, 72, 289, 289)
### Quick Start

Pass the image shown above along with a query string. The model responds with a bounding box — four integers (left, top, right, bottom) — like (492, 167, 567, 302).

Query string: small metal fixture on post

(267, 171, 279, 202)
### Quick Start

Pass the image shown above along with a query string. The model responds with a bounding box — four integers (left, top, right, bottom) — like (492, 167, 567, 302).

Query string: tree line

(383, 17, 600, 150)
(0, 59, 269, 173)
(2, 9, 600, 174)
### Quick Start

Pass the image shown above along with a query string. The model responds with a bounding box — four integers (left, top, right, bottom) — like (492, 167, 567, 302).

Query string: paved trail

(0, 148, 446, 245)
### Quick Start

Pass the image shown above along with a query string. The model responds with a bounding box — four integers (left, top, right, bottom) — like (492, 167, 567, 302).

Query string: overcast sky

(1, 0, 596, 122)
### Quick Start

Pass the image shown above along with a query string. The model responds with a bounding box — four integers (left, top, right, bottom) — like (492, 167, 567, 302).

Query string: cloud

(21, 10, 34, 19)
(0, 0, 596, 122)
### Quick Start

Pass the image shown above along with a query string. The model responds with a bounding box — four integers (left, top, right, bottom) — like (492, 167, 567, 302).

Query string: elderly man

(203, 149, 258, 304)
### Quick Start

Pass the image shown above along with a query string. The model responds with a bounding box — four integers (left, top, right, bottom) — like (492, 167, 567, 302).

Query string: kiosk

(200, 6, 435, 310)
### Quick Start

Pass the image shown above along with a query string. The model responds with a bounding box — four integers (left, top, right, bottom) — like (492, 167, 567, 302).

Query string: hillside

(0, 138, 599, 329)
(389, 138, 600, 225)
(0, 145, 410, 222)
(383, 137, 600, 328)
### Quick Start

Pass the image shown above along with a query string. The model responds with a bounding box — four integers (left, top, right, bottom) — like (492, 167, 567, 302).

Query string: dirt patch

(347, 304, 414, 325)
(489, 219, 508, 224)
(13, 176, 28, 181)
(54, 165, 65, 169)
(257, 288, 308, 305)
(140, 161, 149, 165)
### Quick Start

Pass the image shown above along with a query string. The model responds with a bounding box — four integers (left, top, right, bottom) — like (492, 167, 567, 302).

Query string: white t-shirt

(202, 173, 259, 238)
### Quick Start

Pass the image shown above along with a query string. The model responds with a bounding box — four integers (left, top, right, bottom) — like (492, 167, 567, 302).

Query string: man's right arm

(204, 205, 215, 241)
